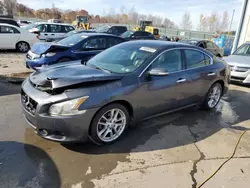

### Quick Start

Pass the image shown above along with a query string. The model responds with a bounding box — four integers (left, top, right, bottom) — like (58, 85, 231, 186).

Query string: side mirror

(148, 68, 169, 76)
(131, 35, 135, 39)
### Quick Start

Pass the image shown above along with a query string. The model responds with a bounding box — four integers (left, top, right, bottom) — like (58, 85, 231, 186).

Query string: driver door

(73, 37, 107, 61)
(137, 49, 192, 119)
(0, 25, 20, 49)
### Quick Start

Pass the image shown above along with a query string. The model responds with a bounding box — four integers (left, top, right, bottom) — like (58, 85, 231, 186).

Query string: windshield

(121, 31, 134, 38)
(87, 44, 157, 74)
(233, 44, 250, 55)
(22, 23, 37, 30)
(96, 25, 110, 32)
(57, 34, 86, 46)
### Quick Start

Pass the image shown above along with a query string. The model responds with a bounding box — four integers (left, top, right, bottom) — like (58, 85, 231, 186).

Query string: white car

(28, 22, 75, 41)
(0, 23, 39, 52)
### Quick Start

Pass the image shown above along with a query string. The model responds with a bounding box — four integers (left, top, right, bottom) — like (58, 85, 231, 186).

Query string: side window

(206, 41, 213, 49)
(81, 37, 107, 50)
(151, 50, 182, 73)
(50, 25, 65, 33)
(109, 27, 118, 35)
(107, 37, 123, 47)
(0, 26, 19, 34)
(36, 24, 48, 33)
(184, 50, 210, 69)
(141, 32, 150, 36)
(65, 26, 74, 32)
(198, 42, 205, 48)
(133, 31, 142, 36)
(117, 27, 127, 34)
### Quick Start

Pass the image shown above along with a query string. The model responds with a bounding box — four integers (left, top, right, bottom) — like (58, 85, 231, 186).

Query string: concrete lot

(0, 52, 31, 80)
(0, 79, 250, 188)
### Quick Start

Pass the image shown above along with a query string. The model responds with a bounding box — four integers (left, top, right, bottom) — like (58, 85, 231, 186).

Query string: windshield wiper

(89, 64, 112, 73)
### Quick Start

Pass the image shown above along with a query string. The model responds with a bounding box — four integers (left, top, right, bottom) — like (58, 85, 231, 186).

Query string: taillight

(36, 35, 39, 39)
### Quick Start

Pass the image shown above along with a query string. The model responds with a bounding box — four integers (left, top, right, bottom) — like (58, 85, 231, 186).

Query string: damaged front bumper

(21, 78, 98, 143)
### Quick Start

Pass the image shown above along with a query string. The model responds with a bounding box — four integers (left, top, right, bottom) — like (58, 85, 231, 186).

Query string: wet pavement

(0, 81, 250, 188)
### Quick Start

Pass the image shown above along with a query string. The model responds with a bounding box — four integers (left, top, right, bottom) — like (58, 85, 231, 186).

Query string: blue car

(25, 33, 125, 70)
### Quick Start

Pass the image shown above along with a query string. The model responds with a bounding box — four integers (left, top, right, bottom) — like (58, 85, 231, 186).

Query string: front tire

(203, 83, 222, 110)
(90, 104, 129, 145)
(16, 42, 30, 53)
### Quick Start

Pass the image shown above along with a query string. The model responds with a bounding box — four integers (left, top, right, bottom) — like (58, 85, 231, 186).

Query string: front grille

(21, 89, 38, 115)
(230, 65, 250, 73)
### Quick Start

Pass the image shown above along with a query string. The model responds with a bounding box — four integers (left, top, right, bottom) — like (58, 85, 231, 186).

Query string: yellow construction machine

(72, 15, 90, 30)
(134, 20, 160, 39)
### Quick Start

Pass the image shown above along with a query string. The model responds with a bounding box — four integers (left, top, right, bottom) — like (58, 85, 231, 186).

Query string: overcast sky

(18, 0, 243, 30)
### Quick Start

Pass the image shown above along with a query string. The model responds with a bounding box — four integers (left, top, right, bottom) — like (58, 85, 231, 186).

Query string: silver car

(224, 42, 250, 85)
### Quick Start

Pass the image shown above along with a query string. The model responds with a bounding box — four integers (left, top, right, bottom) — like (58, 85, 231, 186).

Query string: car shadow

(0, 141, 61, 188)
(0, 80, 22, 97)
(64, 87, 250, 155)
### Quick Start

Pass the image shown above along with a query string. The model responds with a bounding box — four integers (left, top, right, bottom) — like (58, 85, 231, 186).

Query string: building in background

(233, 0, 250, 52)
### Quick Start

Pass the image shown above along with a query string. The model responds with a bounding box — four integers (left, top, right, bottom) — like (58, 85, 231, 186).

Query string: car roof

(123, 40, 193, 48)
(36, 22, 73, 26)
(0, 23, 19, 28)
(74, 32, 122, 37)
(122, 40, 213, 55)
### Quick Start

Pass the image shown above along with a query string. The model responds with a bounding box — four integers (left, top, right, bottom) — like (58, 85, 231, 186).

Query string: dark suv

(0, 16, 19, 27)
(96, 25, 127, 36)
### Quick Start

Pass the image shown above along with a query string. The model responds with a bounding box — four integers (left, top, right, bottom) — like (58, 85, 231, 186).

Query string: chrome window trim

(138, 47, 213, 78)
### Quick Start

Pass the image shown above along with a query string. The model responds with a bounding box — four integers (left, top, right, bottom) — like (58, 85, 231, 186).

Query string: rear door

(107, 37, 124, 48)
(73, 37, 108, 61)
(183, 49, 217, 101)
(36, 24, 49, 40)
(0, 25, 20, 49)
(49, 24, 67, 39)
(205, 41, 216, 55)
(138, 49, 192, 118)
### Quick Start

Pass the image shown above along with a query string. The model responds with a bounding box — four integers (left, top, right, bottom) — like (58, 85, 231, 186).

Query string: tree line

(0, 0, 231, 33)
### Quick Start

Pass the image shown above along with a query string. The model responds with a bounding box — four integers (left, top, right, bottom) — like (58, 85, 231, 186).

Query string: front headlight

(42, 52, 56, 58)
(49, 96, 89, 116)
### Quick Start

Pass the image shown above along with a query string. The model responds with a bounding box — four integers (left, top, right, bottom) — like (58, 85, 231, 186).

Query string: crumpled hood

(223, 55, 250, 67)
(29, 61, 124, 92)
(31, 42, 69, 55)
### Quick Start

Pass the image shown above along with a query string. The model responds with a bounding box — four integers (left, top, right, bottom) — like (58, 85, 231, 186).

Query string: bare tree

(208, 13, 219, 32)
(197, 14, 208, 31)
(180, 12, 192, 30)
(219, 11, 229, 32)
(2, 0, 17, 16)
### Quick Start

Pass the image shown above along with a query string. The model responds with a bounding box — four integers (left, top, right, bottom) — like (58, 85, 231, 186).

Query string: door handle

(44, 34, 48, 36)
(51, 34, 55, 36)
(176, 78, 186, 83)
(207, 72, 216, 76)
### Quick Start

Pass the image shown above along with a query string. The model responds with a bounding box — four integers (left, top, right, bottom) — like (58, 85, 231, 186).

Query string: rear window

(57, 34, 87, 46)
(116, 26, 127, 33)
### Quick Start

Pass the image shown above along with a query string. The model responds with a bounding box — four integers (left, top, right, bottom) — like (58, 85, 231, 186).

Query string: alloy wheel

(18, 42, 29, 52)
(207, 85, 222, 108)
(97, 108, 126, 142)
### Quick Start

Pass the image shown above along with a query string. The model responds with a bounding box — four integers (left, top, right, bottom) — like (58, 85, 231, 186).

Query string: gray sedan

(224, 42, 250, 85)
(21, 41, 230, 145)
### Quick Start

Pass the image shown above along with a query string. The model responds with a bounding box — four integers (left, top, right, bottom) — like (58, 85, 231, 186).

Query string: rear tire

(16, 42, 30, 53)
(202, 83, 222, 110)
(90, 104, 129, 145)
